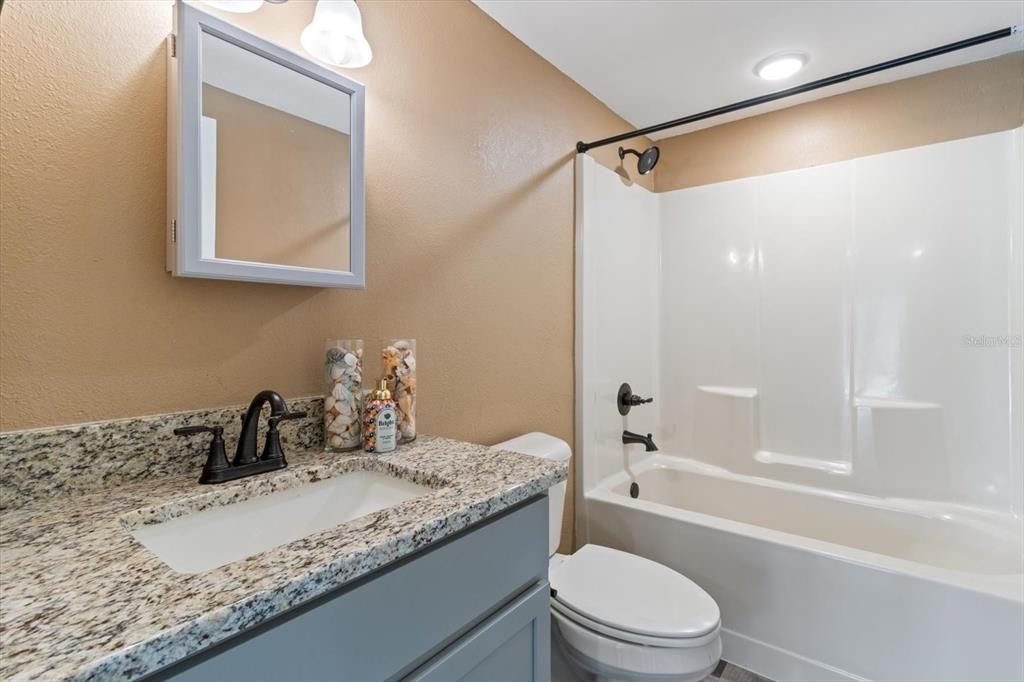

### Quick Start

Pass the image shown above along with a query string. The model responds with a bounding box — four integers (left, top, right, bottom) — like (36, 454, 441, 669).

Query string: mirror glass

(199, 31, 352, 271)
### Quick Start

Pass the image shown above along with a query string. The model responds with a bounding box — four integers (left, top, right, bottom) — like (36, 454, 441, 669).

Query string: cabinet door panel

(407, 581, 550, 682)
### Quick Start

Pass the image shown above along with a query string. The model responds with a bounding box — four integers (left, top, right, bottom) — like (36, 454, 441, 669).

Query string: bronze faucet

(174, 390, 306, 484)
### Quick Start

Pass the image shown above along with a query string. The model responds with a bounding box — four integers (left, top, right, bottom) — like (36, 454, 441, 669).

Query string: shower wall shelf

(753, 450, 853, 476)
(697, 386, 758, 399)
(853, 397, 942, 410)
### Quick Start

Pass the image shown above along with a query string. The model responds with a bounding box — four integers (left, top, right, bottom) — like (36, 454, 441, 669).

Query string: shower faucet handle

(618, 382, 654, 416)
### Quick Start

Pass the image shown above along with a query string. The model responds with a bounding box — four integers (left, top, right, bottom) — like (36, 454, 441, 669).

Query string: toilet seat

(549, 545, 720, 646)
(550, 597, 720, 648)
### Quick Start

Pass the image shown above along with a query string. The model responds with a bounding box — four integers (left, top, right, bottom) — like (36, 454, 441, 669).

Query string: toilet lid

(549, 545, 720, 640)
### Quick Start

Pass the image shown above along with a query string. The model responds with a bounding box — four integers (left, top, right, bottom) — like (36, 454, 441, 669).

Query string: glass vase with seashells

(323, 339, 363, 451)
(382, 338, 416, 443)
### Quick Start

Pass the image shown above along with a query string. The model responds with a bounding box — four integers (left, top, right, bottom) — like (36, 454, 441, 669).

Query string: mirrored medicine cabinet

(167, 1, 365, 288)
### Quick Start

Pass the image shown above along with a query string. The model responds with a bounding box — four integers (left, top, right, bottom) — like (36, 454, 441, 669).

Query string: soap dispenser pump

(363, 379, 398, 453)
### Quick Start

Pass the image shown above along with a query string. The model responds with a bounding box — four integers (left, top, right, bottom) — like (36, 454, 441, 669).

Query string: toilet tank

(492, 432, 571, 557)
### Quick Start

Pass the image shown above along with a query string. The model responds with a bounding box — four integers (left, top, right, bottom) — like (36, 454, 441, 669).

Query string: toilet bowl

(493, 433, 722, 682)
(549, 545, 721, 682)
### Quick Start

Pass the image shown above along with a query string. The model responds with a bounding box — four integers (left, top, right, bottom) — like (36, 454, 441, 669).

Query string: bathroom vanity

(0, 407, 566, 682)
(151, 497, 550, 682)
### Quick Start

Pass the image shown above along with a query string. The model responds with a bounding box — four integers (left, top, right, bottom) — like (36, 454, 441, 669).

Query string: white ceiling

(474, 1, 1024, 140)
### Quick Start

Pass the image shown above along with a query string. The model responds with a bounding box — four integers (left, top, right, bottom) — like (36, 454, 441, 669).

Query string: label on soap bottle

(375, 405, 397, 453)
(364, 398, 398, 454)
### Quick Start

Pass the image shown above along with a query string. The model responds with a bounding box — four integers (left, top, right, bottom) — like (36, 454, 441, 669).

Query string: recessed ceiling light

(754, 52, 809, 81)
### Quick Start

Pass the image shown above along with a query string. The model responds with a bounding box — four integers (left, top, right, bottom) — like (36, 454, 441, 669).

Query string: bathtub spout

(622, 430, 658, 452)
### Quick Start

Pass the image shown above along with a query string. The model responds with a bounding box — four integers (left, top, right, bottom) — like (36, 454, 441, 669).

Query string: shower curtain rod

(575, 25, 1021, 153)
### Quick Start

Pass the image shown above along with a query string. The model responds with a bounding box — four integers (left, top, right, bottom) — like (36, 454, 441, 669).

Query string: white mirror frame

(167, 1, 366, 288)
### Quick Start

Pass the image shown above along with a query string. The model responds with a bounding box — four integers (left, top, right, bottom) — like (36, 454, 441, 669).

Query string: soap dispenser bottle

(363, 379, 398, 453)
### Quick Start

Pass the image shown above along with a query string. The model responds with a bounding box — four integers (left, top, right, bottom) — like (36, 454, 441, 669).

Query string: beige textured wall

(203, 84, 351, 270)
(0, 0, 649, 437)
(1, 0, 654, 552)
(654, 52, 1024, 192)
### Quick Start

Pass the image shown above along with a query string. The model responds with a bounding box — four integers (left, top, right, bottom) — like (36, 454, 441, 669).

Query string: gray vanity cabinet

(148, 497, 551, 682)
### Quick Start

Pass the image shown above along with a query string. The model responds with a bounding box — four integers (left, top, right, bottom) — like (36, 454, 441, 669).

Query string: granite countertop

(0, 436, 567, 681)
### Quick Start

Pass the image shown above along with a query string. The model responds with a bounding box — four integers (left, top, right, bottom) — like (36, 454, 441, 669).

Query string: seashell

(344, 353, 357, 367)
(325, 395, 336, 411)
(332, 383, 351, 401)
(329, 434, 344, 448)
(404, 355, 416, 371)
(330, 364, 345, 380)
(393, 340, 411, 350)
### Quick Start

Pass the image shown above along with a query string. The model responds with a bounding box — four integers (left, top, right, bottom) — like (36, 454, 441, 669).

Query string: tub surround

(578, 128, 1024, 509)
(576, 128, 1024, 681)
(0, 429, 567, 681)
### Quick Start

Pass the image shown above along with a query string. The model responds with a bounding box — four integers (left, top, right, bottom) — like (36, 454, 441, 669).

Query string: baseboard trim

(721, 628, 867, 682)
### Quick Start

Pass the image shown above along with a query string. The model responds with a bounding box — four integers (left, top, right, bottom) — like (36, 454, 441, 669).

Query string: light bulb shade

(754, 52, 808, 81)
(300, 0, 372, 68)
(203, 0, 264, 13)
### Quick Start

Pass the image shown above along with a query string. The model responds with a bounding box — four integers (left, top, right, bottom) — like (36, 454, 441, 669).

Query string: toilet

(493, 433, 722, 682)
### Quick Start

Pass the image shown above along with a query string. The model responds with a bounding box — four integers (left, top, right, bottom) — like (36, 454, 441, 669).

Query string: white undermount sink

(129, 471, 433, 574)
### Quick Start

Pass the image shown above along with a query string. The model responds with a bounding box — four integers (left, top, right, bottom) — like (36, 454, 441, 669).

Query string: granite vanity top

(0, 436, 567, 681)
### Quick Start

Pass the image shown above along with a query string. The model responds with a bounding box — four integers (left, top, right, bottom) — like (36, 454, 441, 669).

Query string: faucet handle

(174, 425, 223, 437)
(174, 425, 230, 483)
(265, 410, 307, 435)
(261, 411, 308, 463)
(618, 383, 654, 415)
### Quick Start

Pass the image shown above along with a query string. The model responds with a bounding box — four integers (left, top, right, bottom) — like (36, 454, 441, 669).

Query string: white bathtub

(582, 455, 1024, 682)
